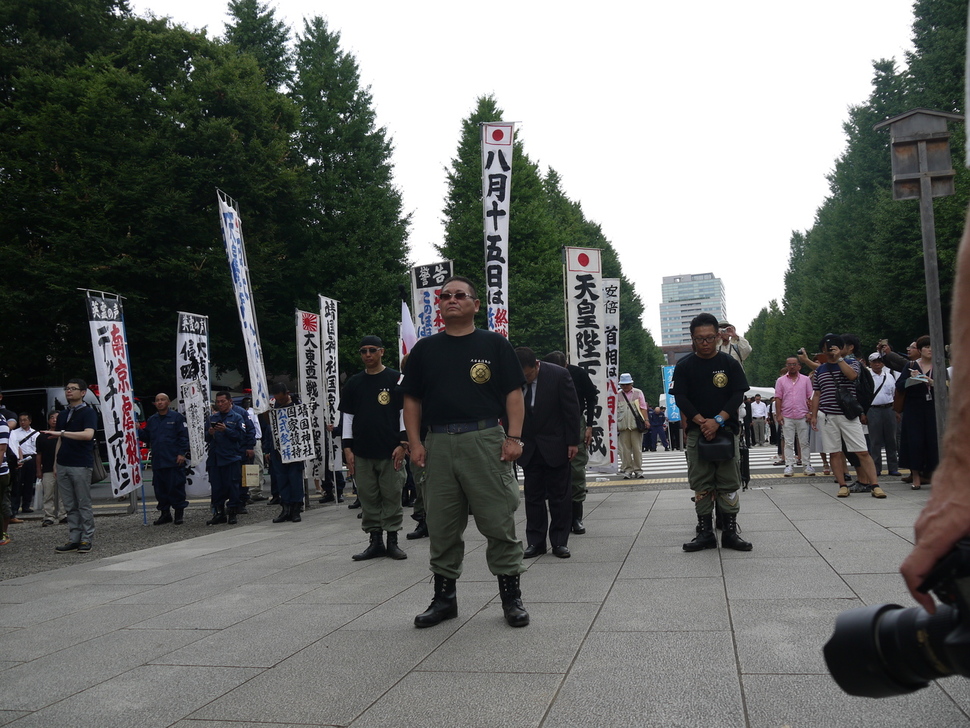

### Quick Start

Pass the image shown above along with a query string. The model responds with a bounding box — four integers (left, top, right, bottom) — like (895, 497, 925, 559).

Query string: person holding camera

(715, 320, 751, 369)
(809, 335, 884, 499)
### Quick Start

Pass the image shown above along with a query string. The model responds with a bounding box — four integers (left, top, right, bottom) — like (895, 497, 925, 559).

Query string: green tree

(224, 0, 292, 88)
(289, 17, 410, 376)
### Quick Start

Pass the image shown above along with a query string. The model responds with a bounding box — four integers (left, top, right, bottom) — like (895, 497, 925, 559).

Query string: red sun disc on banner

(492, 129, 505, 142)
(578, 253, 590, 267)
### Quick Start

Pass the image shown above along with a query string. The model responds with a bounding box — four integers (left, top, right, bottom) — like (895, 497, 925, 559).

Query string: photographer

(900, 205, 970, 614)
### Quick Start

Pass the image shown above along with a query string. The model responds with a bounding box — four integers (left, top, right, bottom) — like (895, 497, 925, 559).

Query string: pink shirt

(774, 372, 813, 419)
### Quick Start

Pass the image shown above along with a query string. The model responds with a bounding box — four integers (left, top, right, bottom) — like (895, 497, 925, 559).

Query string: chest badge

(378, 391, 391, 406)
(713, 372, 728, 388)
(470, 363, 491, 384)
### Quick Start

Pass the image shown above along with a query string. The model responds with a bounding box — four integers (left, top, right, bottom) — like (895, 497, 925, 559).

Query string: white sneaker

(804, 466, 816, 476)
(784, 466, 793, 477)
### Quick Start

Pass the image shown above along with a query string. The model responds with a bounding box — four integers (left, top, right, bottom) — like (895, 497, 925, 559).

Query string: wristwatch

(713, 415, 725, 427)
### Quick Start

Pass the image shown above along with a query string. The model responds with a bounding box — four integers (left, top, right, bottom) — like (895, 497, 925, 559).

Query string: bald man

(139, 393, 191, 525)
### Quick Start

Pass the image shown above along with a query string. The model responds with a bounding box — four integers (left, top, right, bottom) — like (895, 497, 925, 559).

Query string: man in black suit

(515, 347, 581, 559)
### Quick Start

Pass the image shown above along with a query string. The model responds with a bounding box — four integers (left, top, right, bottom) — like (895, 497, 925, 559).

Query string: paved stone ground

(1, 474, 968, 728)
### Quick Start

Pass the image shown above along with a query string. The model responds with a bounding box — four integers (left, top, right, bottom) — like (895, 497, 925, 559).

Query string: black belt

(870, 403, 893, 408)
(429, 419, 500, 434)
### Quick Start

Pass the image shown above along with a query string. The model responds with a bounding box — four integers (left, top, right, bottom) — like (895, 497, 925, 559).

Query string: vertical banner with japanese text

(176, 312, 211, 497)
(564, 248, 610, 470)
(217, 191, 269, 412)
(297, 310, 324, 485)
(481, 122, 514, 338)
(86, 293, 143, 497)
(411, 261, 453, 339)
(269, 404, 315, 463)
(602, 278, 621, 471)
(662, 365, 681, 422)
(319, 296, 342, 473)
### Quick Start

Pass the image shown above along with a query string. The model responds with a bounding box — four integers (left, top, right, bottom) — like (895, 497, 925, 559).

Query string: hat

(359, 335, 384, 348)
(618, 373, 634, 385)
(868, 352, 882, 362)
(718, 320, 732, 328)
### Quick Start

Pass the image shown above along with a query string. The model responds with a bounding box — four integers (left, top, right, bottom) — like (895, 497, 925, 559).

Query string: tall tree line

(440, 95, 665, 397)
(744, 0, 967, 387)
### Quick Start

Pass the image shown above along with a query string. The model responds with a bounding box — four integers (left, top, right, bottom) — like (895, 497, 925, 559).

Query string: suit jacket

(519, 362, 580, 469)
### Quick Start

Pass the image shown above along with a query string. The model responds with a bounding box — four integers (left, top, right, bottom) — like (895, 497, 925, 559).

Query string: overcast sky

(132, 0, 918, 341)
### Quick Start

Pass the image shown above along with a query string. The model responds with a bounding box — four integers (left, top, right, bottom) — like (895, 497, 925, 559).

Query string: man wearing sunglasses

(45, 378, 98, 553)
(401, 276, 529, 629)
(340, 335, 409, 561)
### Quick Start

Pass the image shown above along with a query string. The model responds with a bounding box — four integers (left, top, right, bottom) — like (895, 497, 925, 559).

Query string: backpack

(855, 363, 876, 413)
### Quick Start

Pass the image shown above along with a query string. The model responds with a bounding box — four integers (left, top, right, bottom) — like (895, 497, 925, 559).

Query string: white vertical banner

(602, 278, 621, 471)
(85, 292, 143, 497)
(564, 248, 610, 470)
(216, 190, 269, 413)
(399, 299, 418, 366)
(411, 261, 453, 339)
(269, 404, 316, 463)
(176, 311, 211, 497)
(297, 310, 325, 485)
(481, 122, 514, 338)
(319, 295, 343, 473)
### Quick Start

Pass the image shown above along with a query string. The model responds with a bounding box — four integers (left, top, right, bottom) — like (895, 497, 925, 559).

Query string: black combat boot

(153, 509, 173, 526)
(272, 504, 292, 523)
(497, 574, 530, 627)
(385, 531, 407, 560)
(721, 513, 753, 551)
(352, 531, 386, 561)
(290, 503, 302, 523)
(206, 507, 227, 526)
(227, 507, 238, 525)
(414, 573, 458, 628)
(571, 502, 586, 534)
(406, 519, 429, 540)
(715, 501, 725, 531)
(173, 508, 185, 525)
(684, 514, 717, 551)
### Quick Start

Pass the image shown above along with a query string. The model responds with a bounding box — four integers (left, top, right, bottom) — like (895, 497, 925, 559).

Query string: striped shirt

(813, 359, 861, 415)
(0, 420, 8, 476)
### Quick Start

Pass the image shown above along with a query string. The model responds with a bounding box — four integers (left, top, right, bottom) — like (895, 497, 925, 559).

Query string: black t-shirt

(36, 432, 58, 473)
(670, 352, 748, 433)
(339, 367, 404, 459)
(399, 328, 524, 426)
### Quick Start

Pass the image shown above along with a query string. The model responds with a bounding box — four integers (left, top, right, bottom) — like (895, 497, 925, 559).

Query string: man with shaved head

(139, 393, 190, 525)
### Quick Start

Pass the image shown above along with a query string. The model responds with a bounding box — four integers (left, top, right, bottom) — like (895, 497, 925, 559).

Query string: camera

(823, 539, 970, 697)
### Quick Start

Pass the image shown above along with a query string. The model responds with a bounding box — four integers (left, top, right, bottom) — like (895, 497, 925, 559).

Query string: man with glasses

(401, 276, 529, 628)
(774, 357, 816, 477)
(340, 336, 408, 560)
(45, 379, 98, 553)
(671, 313, 752, 552)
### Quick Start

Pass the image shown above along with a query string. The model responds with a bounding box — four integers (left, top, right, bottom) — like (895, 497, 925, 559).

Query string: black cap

(359, 335, 383, 348)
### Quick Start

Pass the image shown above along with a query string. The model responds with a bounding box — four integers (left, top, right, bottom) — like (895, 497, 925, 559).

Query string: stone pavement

(1, 475, 968, 728)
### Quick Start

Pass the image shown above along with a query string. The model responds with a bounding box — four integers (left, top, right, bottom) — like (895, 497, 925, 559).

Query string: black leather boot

(385, 531, 407, 560)
(497, 574, 530, 627)
(684, 514, 717, 551)
(571, 502, 586, 534)
(290, 503, 302, 523)
(153, 509, 173, 526)
(414, 573, 458, 628)
(227, 507, 238, 525)
(173, 508, 184, 525)
(406, 519, 429, 540)
(721, 513, 753, 551)
(352, 531, 386, 561)
(206, 507, 227, 526)
(272, 504, 292, 523)
(697, 503, 725, 532)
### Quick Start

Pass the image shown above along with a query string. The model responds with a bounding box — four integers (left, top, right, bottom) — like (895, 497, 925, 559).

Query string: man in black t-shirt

(340, 336, 409, 561)
(401, 276, 529, 629)
(671, 313, 753, 553)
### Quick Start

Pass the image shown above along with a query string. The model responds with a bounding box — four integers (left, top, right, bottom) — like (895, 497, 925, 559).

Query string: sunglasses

(439, 291, 472, 301)
(359, 347, 382, 355)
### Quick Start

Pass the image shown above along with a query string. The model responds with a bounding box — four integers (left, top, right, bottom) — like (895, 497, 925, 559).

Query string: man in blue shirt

(47, 378, 98, 553)
(139, 393, 190, 525)
(205, 391, 246, 525)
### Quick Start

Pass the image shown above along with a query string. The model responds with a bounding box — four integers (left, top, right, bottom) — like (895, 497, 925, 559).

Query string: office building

(659, 273, 727, 347)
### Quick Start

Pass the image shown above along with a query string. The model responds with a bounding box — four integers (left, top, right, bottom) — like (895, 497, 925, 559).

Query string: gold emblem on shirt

(713, 372, 728, 388)
(378, 391, 391, 406)
(470, 362, 491, 384)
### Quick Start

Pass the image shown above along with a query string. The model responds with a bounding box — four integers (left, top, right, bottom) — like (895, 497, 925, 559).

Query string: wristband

(506, 436, 524, 447)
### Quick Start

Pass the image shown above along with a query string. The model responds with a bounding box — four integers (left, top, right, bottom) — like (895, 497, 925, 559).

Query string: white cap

(618, 373, 634, 385)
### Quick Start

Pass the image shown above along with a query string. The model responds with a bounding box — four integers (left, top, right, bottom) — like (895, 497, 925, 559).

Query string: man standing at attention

(139, 393, 190, 525)
(672, 314, 752, 552)
(866, 353, 901, 477)
(774, 357, 816, 477)
(749, 394, 768, 446)
(516, 347, 580, 559)
(401, 276, 529, 629)
(205, 391, 246, 525)
(47, 378, 98, 553)
(340, 337, 408, 560)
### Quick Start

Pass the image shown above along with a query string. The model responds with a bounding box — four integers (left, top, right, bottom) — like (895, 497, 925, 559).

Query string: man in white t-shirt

(749, 394, 768, 446)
